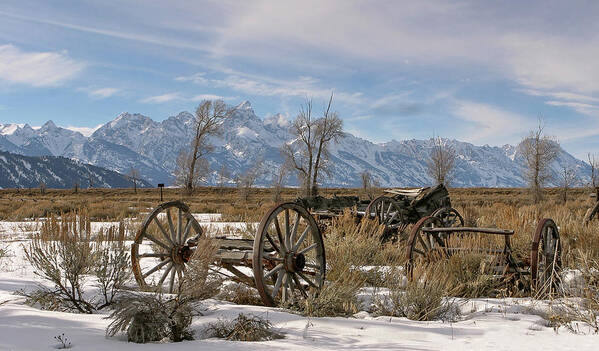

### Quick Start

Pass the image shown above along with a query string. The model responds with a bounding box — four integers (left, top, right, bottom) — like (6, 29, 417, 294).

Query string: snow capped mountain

(0, 150, 152, 189)
(0, 101, 592, 188)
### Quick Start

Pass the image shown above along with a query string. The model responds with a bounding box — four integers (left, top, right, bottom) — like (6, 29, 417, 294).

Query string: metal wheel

(366, 195, 407, 241)
(131, 201, 203, 294)
(253, 202, 326, 307)
(405, 216, 444, 280)
(584, 202, 599, 226)
(530, 218, 562, 294)
(432, 207, 464, 227)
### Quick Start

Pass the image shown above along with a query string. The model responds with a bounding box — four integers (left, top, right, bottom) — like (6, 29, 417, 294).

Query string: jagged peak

(41, 120, 57, 129)
(235, 100, 253, 111)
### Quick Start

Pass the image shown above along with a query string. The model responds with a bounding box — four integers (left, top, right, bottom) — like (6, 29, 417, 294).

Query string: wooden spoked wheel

(530, 218, 562, 294)
(405, 216, 444, 281)
(131, 201, 203, 294)
(366, 195, 406, 241)
(432, 207, 464, 228)
(253, 203, 326, 307)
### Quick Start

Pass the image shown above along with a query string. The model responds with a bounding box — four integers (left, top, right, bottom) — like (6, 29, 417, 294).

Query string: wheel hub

(171, 245, 193, 264)
(284, 252, 306, 272)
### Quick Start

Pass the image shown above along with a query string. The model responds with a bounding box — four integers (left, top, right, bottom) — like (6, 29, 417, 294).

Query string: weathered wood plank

(422, 227, 514, 235)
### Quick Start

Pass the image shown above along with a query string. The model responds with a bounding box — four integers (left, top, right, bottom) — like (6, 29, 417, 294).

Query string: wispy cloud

(176, 71, 364, 105)
(77, 87, 120, 99)
(453, 100, 533, 145)
(140, 92, 234, 104)
(0, 44, 84, 86)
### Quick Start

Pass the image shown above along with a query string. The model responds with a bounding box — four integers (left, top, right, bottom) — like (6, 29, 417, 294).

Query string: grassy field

(1, 185, 597, 269)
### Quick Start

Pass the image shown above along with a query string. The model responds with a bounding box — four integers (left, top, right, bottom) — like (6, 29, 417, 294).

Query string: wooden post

(158, 183, 164, 202)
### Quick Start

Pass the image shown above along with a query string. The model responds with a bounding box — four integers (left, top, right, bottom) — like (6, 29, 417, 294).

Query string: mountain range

(0, 150, 152, 189)
(0, 101, 591, 188)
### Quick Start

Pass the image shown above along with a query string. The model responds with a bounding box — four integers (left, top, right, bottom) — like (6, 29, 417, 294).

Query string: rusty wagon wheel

(132, 201, 203, 294)
(366, 195, 407, 242)
(431, 207, 464, 228)
(253, 202, 326, 307)
(583, 201, 599, 226)
(530, 218, 562, 295)
(405, 216, 444, 281)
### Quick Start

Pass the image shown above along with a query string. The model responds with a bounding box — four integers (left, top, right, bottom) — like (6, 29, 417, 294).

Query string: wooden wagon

(405, 216, 562, 294)
(131, 200, 327, 307)
(366, 184, 464, 241)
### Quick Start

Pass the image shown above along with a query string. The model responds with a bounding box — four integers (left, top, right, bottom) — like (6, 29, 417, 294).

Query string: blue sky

(1, 0, 598, 159)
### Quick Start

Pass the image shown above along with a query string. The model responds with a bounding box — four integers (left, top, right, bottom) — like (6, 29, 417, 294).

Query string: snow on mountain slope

(0, 101, 592, 187)
(0, 150, 152, 189)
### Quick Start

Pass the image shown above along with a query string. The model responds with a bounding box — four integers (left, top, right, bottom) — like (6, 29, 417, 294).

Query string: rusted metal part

(530, 218, 562, 293)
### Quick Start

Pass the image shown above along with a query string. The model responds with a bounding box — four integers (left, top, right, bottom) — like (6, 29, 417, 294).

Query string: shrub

(22, 211, 130, 313)
(106, 291, 199, 343)
(380, 264, 459, 321)
(206, 313, 283, 341)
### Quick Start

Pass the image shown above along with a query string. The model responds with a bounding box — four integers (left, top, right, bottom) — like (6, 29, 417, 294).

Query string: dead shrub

(22, 211, 131, 313)
(215, 283, 264, 306)
(383, 264, 459, 321)
(106, 292, 196, 343)
(206, 313, 283, 341)
(180, 237, 222, 300)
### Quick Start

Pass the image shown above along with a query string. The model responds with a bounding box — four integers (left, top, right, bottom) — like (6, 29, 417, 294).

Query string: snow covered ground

(1, 217, 598, 350)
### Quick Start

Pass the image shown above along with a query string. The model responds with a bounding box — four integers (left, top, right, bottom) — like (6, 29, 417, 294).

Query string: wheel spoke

(168, 264, 176, 294)
(177, 208, 183, 244)
(292, 273, 308, 298)
(143, 232, 171, 251)
(181, 217, 193, 243)
(273, 216, 286, 250)
(413, 248, 425, 256)
(284, 209, 290, 249)
(265, 232, 282, 255)
(293, 227, 310, 252)
(271, 270, 285, 299)
(166, 209, 177, 244)
(417, 232, 430, 252)
(157, 262, 173, 287)
(298, 242, 317, 255)
(264, 263, 283, 280)
(153, 217, 175, 247)
(281, 273, 288, 302)
(290, 213, 300, 246)
(297, 271, 318, 288)
(139, 253, 169, 258)
(143, 258, 171, 278)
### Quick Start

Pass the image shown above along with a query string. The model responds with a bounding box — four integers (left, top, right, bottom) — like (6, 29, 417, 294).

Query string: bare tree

(519, 121, 559, 203)
(236, 157, 264, 202)
(87, 173, 94, 189)
(271, 164, 288, 202)
(559, 165, 577, 203)
(588, 153, 599, 189)
(127, 168, 141, 194)
(282, 94, 343, 197)
(173, 100, 232, 192)
(39, 182, 46, 195)
(217, 164, 230, 190)
(426, 136, 456, 186)
(173, 151, 210, 190)
(360, 171, 379, 200)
